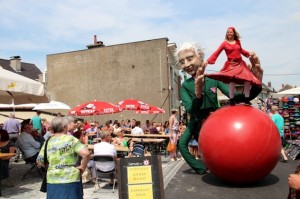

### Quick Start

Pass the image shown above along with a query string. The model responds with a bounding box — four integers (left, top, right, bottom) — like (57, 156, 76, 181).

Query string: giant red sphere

(199, 105, 281, 183)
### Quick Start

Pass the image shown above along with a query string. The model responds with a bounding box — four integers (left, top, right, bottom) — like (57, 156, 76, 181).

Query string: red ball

(199, 105, 281, 183)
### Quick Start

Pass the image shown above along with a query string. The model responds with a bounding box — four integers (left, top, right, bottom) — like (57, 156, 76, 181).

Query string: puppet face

(226, 28, 235, 40)
(178, 49, 202, 77)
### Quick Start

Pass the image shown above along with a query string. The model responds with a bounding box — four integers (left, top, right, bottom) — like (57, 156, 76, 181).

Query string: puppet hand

(195, 74, 205, 98)
(196, 62, 206, 78)
(249, 54, 263, 82)
(249, 52, 256, 57)
(202, 61, 208, 68)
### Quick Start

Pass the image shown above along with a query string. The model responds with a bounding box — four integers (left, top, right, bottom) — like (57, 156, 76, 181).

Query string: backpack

(132, 140, 145, 157)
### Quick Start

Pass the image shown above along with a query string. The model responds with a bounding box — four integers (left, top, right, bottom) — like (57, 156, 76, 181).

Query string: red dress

(206, 40, 262, 86)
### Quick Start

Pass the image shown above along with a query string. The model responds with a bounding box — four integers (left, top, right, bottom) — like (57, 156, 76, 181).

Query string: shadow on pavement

(201, 173, 279, 188)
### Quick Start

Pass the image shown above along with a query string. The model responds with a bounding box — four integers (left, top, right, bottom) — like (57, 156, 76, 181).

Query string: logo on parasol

(7, 82, 16, 89)
(85, 103, 95, 109)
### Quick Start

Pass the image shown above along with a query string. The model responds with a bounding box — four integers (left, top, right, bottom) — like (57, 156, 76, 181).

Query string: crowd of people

(0, 109, 196, 198)
(258, 97, 300, 197)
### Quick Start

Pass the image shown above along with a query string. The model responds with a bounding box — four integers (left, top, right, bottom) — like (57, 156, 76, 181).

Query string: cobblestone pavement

(1, 155, 184, 199)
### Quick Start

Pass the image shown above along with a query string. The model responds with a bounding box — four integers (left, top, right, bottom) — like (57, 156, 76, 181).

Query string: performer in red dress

(203, 27, 262, 105)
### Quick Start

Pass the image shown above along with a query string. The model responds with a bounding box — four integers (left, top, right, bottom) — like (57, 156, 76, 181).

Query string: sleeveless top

(171, 116, 179, 132)
(0, 141, 14, 179)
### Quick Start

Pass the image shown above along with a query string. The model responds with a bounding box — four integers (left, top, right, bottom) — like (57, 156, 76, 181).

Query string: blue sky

(0, 0, 299, 90)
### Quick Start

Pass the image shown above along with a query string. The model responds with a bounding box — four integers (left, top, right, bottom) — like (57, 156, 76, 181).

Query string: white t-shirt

(131, 126, 144, 135)
(113, 127, 122, 134)
(94, 142, 116, 172)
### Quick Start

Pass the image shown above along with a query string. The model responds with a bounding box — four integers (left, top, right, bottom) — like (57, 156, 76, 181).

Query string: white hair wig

(174, 41, 205, 63)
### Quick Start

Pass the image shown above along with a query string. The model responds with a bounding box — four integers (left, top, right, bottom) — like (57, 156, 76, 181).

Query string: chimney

(38, 73, 43, 83)
(10, 56, 21, 71)
(87, 35, 105, 49)
(94, 35, 97, 45)
(267, 81, 272, 88)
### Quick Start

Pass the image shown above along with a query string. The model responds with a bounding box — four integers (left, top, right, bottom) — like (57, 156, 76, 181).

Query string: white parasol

(33, 100, 71, 110)
(275, 87, 300, 95)
(0, 67, 49, 104)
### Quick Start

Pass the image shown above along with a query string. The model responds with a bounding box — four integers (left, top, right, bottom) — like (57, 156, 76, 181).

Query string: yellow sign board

(128, 184, 153, 199)
(127, 165, 152, 184)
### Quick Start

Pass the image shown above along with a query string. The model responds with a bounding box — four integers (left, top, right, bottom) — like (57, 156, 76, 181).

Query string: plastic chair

(93, 155, 116, 193)
(19, 148, 43, 180)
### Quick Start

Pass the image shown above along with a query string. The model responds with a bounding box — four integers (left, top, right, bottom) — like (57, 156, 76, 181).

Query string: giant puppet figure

(176, 42, 263, 174)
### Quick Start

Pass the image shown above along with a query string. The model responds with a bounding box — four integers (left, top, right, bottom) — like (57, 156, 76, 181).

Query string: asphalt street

(165, 159, 298, 199)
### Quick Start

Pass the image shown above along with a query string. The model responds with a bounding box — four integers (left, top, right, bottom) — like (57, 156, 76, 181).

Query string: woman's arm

(169, 116, 174, 139)
(77, 147, 90, 174)
(1, 146, 16, 160)
(36, 145, 46, 168)
(112, 138, 121, 146)
(206, 42, 225, 65)
(238, 40, 251, 58)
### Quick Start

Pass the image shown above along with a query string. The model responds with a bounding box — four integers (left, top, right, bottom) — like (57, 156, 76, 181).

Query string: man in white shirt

(131, 121, 144, 135)
(113, 122, 122, 136)
(90, 130, 117, 185)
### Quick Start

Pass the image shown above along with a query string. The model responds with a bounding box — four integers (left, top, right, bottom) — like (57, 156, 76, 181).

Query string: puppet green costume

(179, 77, 262, 174)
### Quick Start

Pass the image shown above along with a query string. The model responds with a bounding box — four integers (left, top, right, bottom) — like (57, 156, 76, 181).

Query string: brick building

(46, 37, 180, 123)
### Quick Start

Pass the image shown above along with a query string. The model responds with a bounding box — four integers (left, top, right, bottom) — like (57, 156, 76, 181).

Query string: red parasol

(135, 105, 165, 114)
(117, 98, 150, 110)
(69, 100, 121, 116)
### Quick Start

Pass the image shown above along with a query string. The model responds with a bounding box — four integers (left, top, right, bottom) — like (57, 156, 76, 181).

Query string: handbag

(167, 141, 176, 153)
(40, 137, 51, 193)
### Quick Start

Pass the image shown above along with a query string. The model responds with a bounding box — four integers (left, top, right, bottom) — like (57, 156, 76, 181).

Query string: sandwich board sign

(117, 155, 164, 199)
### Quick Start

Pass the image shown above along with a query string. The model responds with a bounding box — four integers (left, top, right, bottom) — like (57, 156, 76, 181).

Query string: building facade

(46, 38, 180, 123)
(0, 56, 42, 81)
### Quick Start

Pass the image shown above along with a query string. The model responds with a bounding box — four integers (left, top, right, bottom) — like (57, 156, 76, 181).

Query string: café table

(0, 153, 16, 197)
(129, 138, 165, 143)
(124, 134, 170, 138)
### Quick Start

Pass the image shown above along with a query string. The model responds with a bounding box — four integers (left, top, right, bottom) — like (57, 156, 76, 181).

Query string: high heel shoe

(244, 97, 252, 105)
